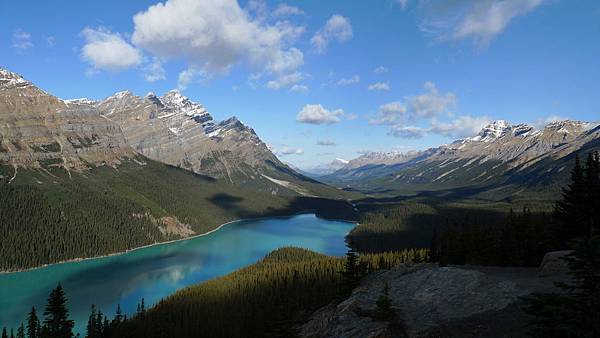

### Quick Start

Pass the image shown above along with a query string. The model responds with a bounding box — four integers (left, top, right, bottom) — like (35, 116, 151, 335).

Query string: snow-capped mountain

(323, 119, 600, 199)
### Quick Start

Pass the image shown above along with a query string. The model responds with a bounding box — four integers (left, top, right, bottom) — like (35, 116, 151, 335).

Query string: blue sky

(1, 0, 599, 170)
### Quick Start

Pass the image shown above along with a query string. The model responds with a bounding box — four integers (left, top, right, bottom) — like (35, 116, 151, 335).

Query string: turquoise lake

(0, 214, 355, 335)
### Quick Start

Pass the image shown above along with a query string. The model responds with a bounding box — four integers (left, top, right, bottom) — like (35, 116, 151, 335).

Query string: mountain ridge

(323, 119, 600, 200)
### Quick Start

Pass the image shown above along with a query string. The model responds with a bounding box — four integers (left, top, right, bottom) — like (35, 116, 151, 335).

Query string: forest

(0, 159, 355, 271)
(1, 247, 428, 338)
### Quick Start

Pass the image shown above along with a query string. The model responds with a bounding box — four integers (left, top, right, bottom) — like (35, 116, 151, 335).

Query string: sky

(1, 0, 599, 170)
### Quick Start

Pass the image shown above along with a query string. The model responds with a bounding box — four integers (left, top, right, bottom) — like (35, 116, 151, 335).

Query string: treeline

(430, 209, 555, 267)
(2, 247, 428, 338)
(432, 152, 600, 267)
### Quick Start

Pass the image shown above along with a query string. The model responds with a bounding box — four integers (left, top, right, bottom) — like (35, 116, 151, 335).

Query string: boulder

(539, 250, 573, 277)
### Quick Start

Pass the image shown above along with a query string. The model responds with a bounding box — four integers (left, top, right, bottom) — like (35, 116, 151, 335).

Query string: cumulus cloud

(370, 82, 483, 139)
(297, 104, 344, 125)
(337, 75, 360, 86)
(131, 0, 305, 89)
(272, 3, 304, 17)
(373, 66, 389, 74)
(276, 146, 304, 155)
(370, 102, 408, 125)
(317, 140, 336, 146)
(418, 0, 546, 48)
(430, 115, 491, 138)
(81, 27, 142, 72)
(389, 125, 428, 138)
(409, 81, 456, 118)
(177, 67, 206, 90)
(371, 82, 456, 126)
(12, 29, 34, 51)
(368, 82, 391, 91)
(311, 14, 353, 53)
(144, 57, 166, 82)
(265, 71, 303, 89)
(387, 115, 490, 139)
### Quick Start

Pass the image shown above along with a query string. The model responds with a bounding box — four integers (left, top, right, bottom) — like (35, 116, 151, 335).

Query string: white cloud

(368, 82, 391, 91)
(373, 66, 388, 74)
(337, 75, 360, 86)
(272, 3, 304, 17)
(387, 115, 490, 139)
(311, 14, 353, 53)
(266, 71, 303, 90)
(276, 146, 304, 155)
(131, 0, 305, 88)
(290, 84, 309, 93)
(409, 81, 456, 118)
(532, 115, 568, 130)
(389, 125, 428, 138)
(144, 57, 166, 82)
(317, 140, 336, 146)
(177, 67, 206, 90)
(81, 27, 142, 72)
(12, 29, 34, 51)
(419, 0, 546, 48)
(297, 104, 344, 125)
(370, 82, 477, 139)
(430, 115, 491, 138)
(370, 102, 407, 125)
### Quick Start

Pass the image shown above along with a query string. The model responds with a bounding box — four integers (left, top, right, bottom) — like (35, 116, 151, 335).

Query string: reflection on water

(0, 214, 355, 335)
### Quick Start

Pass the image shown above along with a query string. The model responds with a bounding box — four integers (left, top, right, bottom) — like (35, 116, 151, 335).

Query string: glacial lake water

(0, 214, 355, 335)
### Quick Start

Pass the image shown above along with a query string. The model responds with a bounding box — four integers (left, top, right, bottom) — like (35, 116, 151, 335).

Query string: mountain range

(322, 119, 600, 201)
(0, 67, 345, 198)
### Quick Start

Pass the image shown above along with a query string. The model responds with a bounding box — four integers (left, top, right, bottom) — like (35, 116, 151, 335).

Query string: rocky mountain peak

(0, 68, 29, 88)
(470, 120, 511, 142)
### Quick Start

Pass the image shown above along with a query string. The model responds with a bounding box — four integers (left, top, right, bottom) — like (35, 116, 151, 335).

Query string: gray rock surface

(539, 250, 572, 277)
(299, 264, 565, 338)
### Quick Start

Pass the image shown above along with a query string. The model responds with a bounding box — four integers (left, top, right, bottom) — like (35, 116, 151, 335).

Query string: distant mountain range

(0, 67, 345, 198)
(322, 119, 600, 201)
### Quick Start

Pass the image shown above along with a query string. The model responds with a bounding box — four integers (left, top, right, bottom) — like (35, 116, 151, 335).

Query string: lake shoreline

(1, 212, 357, 275)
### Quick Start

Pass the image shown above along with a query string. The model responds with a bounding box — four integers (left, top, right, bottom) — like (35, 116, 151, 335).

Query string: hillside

(323, 120, 600, 201)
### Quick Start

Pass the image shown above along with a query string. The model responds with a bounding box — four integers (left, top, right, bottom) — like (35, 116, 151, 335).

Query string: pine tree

(110, 304, 124, 328)
(341, 244, 359, 296)
(16, 324, 24, 338)
(86, 305, 99, 338)
(373, 283, 395, 321)
(41, 284, 74, 338)
(2, 328, 7, 338)
(27, 307, 40, 338)
(555, 154, 588, 245)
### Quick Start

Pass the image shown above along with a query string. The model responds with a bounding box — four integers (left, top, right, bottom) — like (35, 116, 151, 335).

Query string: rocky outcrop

(539, 250, 572, 277)
(0, 68, 134, 172)
(299, 264, 566, 338)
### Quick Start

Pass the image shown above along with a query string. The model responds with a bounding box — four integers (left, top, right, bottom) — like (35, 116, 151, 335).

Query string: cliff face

(0, 68, 134, 172)
(92, 90, 300, 185)
(299, 263, 567, 338)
